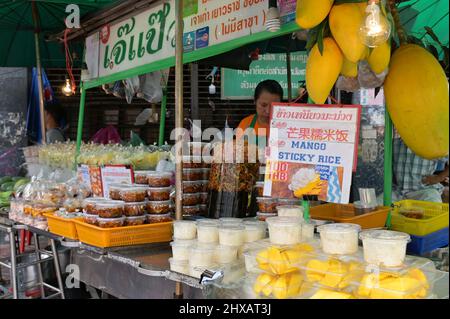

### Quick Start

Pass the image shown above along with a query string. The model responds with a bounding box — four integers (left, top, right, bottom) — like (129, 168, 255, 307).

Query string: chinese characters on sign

(264, 104, 361, 204)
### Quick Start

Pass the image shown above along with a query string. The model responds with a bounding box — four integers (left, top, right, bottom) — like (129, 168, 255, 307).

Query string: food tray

(74, 219, 173, 248)
(390, 200, 449, 236)
(44, 212, 81, 240)
(309, 204, 389, 229)
(407, 227, 449, 256)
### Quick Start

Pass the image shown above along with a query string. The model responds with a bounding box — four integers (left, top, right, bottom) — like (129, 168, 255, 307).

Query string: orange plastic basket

(74, 219, 173, 248)
(309, 203, 390, 229)
(44, 212, 81, 240)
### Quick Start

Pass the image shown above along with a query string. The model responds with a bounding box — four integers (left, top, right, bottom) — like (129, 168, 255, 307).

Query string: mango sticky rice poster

(264, 103, 361, 204)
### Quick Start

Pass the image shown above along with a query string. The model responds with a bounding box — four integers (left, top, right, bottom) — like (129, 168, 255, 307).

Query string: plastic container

(109, 184, 131, 200)
(183, 205, 200, 216)
(146, 200, 173, 214)
(182, 193, 201, 206)
(182, 156, 203, 168)
(257, 197, 278, 213)
(173, 220, 197, 240)
(317, 223, 361, 255)
(199, 180, 209, 192)
(360, 230, 411, 267)
(82, 212, 98, 225)
(169, 258, 189, 275)
(198, 204, 208, 216)
(301, 222, 315, 241)
(254, 181, 265, 197)
(256, 212, 277, 221)
(277, 205, 304, 219)
(134, 170, 152, 184)
(97, 216, 125, 228)
(183, 168, 203, 181)
(189, 244, 216, 267)
(201, 168, 211, 180)
(353, 201, 378, 215)
(219, 217, 243, 225)
(146, 213, 173, 224)
(310, 203, 389, 229)
(407, 227, 449, 256)
(391, 200, 449, 236)
(171, 239, 196, 261)
(278, 198, 300, 206)
(218, 225, 245, 246)
(182, 181, 202, 193)
(243, 220, 267, 243)
(266, 216, 302, 245)
(82, 197, 108, 214)
(95, 200, 125, 218)
(123, 201, 146, 217)
(119, 186, 148, 202)
(147, 186, 172, 201)
(124, 215, 146, 226)
(147, 171, 172, 187)
(215, 245, 238, 264)
(197, 219, 220, 243)
(199, 192, 209, 205)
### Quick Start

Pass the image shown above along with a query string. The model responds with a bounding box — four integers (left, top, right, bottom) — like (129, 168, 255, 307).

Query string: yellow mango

(384, 44, 449, 159)
(310, 289, 354, 299)
(267, 247, 289, 274)
(357, 274, 379, 297)
(407, 268, 429, 290)
(368, 40, 391, 74)
(256, 249, 271, 272)
(286, 272, 303, 298)
(329, 3, 366, 62)
(296, 0, 334, 29)
(306, 37, 343, 104)
(370, 277, 422, 299)
(253, 273, 276, 295)
(293, 243, 314, 252)
(306, 259, 328, 282)
(272, 275, 288, 299)
(341, 57, 358, 77)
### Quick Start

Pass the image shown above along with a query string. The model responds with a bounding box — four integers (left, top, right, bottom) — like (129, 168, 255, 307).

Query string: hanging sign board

(221, 52, 307, 100)
(264, 103, 361, 204)
(85, 0, 297, 80)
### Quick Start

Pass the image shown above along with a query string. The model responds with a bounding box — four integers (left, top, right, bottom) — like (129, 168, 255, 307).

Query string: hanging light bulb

(62, 77, 73, 96)
(359, 0, 391, 48)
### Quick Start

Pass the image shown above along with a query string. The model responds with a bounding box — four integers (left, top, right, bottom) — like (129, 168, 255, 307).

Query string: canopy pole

(174, 0, 184, 299)
(31, 1, 46, 144)
(286, 50, 292, 102)
(158, 88, 167, 146)
(75, 84, 86, 166)
(383, 109, 394, 227)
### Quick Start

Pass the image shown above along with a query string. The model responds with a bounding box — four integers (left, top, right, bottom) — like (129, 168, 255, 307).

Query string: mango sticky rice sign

(264, 103, 361, 204)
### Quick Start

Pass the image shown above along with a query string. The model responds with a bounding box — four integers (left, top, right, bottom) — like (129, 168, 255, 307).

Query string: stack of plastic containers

(146, 171, 174, 223)
(182, 155, 211, 217)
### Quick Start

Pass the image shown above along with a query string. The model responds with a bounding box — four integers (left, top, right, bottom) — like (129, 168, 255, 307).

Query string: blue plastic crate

(407, 227, 449, 256)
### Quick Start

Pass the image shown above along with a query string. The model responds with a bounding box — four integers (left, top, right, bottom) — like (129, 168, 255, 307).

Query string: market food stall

(1, 0, 449, 300)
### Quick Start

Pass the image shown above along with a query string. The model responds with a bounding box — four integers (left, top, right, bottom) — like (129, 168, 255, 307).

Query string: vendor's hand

(422, 175, 444, 185)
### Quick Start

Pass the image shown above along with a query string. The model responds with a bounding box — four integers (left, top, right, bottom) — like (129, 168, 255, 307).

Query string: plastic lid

(197, 219, 220, 227)
(219, 217, 243, 224)
(97, 216, 126, 222)
(215, 244, 239, 251)
(317, 223, 361, 234)
(95, 200, 125, 208)
(360, 229, 411, 242)
(120, 185, 149, 192)
(218, 224, 245, 232)
(124, 201, 147, 206)
(256, 197, 277, 202)
(198, 180, 209, 183)
(278, 198, 300, 204)
(125, 215, 147, 221)
(243, 220, 266, 229)
(147, 200, 173, 205)
(276, 205, 303, 210)
(148, 186, 172, 191)
(256, 212, 277, 216)
(83, 197, 108, 203)
(266, 216, 302, 226)
(170, 239, 197, 247)
(147, 213, 172, 218)
(147, 171, 172, 177)
(82, 212, 98, 218)
(173, 220, 197, 226)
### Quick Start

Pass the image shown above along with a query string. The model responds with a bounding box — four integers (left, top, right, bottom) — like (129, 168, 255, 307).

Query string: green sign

(221, 52, 307, 100)
(183, 0, 198, 18)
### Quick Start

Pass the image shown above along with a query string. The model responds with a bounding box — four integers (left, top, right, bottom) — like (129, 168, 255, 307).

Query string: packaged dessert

(146, 213, 173, 224)
(169, 258, 189, 275)
(182, 181, 201, 193)
(183, 205, 200, 216)
(82, 197, 108, 214)
(146, 200, 173, 214)
(277, 205, 304, 219)
(123, 201, 147, 216)
(124, 215, 146, 226)
(173, 220, 197, 240)
(243, 220, 267, 243)
(219, 217, 243, 226)
(171, 239, 196, 260)
(189, 243, 216, 267)
(182, 156, 204, 168)
(182, 168, 203, 181)
(197, 219, 220, 243)
(360, 230, 411, 267)
(201, 168, 211, 180)
(199, 180, 209, 192)
(256, 212, 277, 221)
(218, 224, 245, 246)
(147, 186, 172, 201)
(134, 170, 152, 184)
(215, 245, 238, 264)
(256, 197, 278, 213)
(254, 181, 265, 197)
(199, 192, 209, 205)
(266, 216, 302, 246)
(109, 184, 131, 200)
(182, 193, 201, 206)
(95, 200, 125, 218)
(97, 216, 125, 228)
(119, 186, 148, 202)
(147, 171, 172, 187)
(198, 204, 208, 216)
(317, 223, 361, 255)
(63, 198, 83, 213)
(82, 212, 98, 225)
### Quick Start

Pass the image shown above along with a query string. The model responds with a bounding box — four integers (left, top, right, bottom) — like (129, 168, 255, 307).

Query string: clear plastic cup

(170, 239, 197, 261)
(173, 220, 197, 240)
(169, 258, 189, 275)
(243, 220, 267, 243)
(197, 219, 219, 243)
(317, 223, 361, 255)
(266, 216, 302, 245)
(214, 245, 238, 264)
(360, 230, 411, 267)
(218, 224, 245, 246)
(189, 243, 216, 267)
(276, 205, 304, 219)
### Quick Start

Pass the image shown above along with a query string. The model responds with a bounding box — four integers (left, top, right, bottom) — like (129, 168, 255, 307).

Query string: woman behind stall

(44, 103, 67, 144)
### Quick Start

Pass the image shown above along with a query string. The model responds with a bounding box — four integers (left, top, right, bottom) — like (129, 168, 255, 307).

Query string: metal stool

(0, 225, 65, 299)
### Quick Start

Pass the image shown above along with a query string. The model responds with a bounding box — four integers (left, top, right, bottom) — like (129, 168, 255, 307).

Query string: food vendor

(44, 103, 67, 144)
(236, 79, 284, 144)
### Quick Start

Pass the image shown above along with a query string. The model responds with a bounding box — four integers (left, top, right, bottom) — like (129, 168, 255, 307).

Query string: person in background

(44, 103, 66, 144)
(392, 137, 449, 203)
(236, 79, 284, 142)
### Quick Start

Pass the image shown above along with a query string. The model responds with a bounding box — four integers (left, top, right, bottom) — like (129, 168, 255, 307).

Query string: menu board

(100, 165, 134, 198)
(264, 103, 361, 204)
